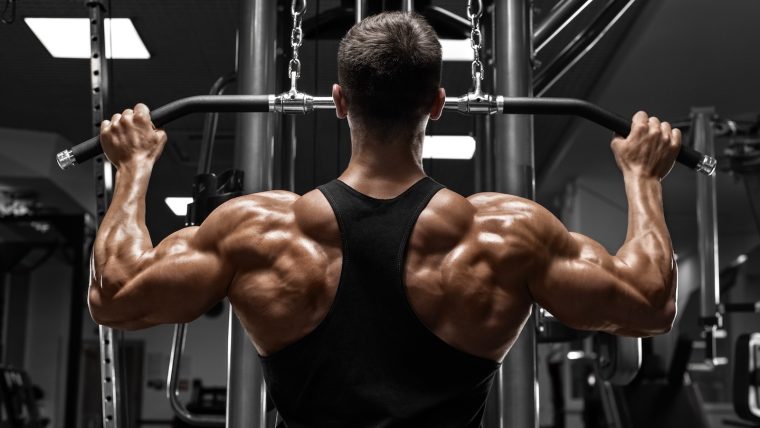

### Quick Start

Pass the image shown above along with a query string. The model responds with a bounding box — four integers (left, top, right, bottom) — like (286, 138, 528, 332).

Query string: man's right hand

(611, 111, 682, 181)
(100, 103, 167, 170)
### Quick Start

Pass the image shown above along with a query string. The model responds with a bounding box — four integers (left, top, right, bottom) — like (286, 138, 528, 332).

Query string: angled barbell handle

(56, 95, 273, 170)
(57, 94, 717, 176)
(498, 97, 717, 175)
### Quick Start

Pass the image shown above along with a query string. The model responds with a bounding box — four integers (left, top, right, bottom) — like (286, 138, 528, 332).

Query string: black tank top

(259, 177, 500, 428)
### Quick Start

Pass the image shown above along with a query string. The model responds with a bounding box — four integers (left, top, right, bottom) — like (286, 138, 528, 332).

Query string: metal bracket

(448, 92, 503, 115)
(272, 90, 313, 114)
(271, 91, 334, 114)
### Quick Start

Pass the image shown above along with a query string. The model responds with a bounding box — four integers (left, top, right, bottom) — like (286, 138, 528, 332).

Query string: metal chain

(288, 0, 307, 85)
(467, 0, 483, 82)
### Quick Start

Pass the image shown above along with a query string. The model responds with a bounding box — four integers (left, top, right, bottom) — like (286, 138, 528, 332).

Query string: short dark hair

(338, 11, 442, 133)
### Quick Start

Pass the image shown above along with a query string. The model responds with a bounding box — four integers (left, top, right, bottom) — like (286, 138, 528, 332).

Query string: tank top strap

(317, 177, 444, 264)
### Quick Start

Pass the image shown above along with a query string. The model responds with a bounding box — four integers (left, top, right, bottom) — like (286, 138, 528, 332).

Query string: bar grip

(500, 97, 717, 175)
(57, 94, 718, 176)
(57, 95, 273, 169)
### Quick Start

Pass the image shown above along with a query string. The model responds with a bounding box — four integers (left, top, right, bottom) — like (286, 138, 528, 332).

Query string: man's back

(246, 176, 500, 426)
(226, 177, 535, 362)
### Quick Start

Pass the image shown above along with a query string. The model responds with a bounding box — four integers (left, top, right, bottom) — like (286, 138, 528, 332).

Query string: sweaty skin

(89, 89, 680, 362)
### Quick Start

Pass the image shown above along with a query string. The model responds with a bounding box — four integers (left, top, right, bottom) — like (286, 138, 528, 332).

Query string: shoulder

(412, 188, 476, 252)
(204, 190, 300, 230)
(467, 192, 561, 231)
(292, 189, 341, 246)
(465, 192, 568, 259)
(196, 190, 300, 251)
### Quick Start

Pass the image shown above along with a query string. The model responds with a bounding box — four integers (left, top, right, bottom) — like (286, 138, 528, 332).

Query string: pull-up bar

(55, 94, 718, 176)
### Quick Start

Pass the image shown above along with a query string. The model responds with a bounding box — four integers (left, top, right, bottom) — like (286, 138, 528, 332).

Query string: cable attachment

(273, 0, 313, 114)
(448, 0, 499, 115)
(467, 0, 484, 86)
(288, 0, 307, 83)
(453, 77, 502, 115)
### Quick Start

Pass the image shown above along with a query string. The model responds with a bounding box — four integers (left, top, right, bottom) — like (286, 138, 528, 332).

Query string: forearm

(616, 174, 675, 303)
(92, 163, 156, 295)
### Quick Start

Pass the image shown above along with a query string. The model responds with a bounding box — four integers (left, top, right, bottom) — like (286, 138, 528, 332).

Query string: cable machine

(70, 1, 718, 427)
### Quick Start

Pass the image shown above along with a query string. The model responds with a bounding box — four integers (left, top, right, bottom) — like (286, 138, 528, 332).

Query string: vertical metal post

(474, 6, 495, 194)
(485, 0, 538, 427)
(356, 0, 367, 23)
(228, 0, 277, 427)
(64, 216, 88, 428)
(402, 0, 414, 12)
(692, 107, 723, 365)
(86, 2, 122, 428)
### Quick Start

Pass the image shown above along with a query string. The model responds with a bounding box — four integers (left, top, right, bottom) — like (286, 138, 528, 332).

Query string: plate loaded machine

(65, 0, 718, 427)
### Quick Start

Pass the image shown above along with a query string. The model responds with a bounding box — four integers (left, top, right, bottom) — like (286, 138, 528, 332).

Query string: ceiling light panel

(423, 135, 476, 160)
(440, 39, 474, 62)
(25, 18, 150, 59)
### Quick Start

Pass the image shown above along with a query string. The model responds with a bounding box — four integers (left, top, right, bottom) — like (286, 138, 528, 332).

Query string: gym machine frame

(84, 1, 126, 428)
(70, 1, 719, 427)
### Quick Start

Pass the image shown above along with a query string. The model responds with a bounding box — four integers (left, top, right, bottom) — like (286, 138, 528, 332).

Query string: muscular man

(89, 12, 679, 428)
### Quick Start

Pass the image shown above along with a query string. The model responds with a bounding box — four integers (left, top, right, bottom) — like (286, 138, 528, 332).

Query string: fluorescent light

(566, 351, 586, 360)
(107, 19, 150, 59)
(423, 135, 476, 159)
(440, 38, 474, 61)
(25, 18, 150, 59)
(165, 197, 192, 216)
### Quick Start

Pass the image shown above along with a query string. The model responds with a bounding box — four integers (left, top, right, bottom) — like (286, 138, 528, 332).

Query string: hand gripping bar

(56, 94, 716, 175)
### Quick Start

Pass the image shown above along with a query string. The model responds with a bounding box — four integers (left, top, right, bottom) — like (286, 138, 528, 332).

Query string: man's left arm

(88, 104, 232, 330)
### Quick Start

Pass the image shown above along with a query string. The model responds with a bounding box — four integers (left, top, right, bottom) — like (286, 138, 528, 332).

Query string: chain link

(468, 0, 484, 82)
(466, 0, 482, 20)
(288, 0, 307, 81)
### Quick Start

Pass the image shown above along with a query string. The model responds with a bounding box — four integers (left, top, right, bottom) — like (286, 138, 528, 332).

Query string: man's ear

(333, 84, 348, 119)
(429, 87, 446, 121)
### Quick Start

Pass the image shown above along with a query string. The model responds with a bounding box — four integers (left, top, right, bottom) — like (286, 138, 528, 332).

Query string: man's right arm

(527, 111, 681, 336)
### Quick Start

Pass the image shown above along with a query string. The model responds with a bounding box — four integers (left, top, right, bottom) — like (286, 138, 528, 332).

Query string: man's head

(334, 11, 445, 137)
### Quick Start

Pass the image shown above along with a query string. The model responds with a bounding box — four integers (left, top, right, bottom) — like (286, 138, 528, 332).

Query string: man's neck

(338, 125, 427, 199)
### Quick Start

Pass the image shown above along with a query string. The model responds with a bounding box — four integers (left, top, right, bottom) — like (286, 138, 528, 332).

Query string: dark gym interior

(0, 0, 759, 427)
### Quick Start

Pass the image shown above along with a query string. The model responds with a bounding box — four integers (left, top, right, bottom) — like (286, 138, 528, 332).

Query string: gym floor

(0, 0, 758, 427)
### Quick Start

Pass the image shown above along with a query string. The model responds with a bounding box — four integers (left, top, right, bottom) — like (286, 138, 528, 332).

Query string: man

(89, 11, 679, 428)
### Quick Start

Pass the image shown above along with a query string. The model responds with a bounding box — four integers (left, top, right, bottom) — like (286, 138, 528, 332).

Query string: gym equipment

(75, 1, 710, 427)
(55, 95, 717, 175)
(733, 333, 760, 423)
(83, 2, 125, 428)
(0, 366, 42, 428)
(593, 333, 642, 385)
(691, 108, 729, 369)
(168, 170, 243, 427)
(538, 309, 642, 386)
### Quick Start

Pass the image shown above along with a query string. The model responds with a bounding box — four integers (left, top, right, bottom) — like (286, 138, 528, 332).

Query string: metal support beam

(86, 2, 124, 428)
(356, 0, 367, 23)
(228, 0, 277, 427)
(533, 0, 591, 51)
(692, 107, 724, 366)
(485, 0, 538, 427)
(64, 215, 88, 428)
